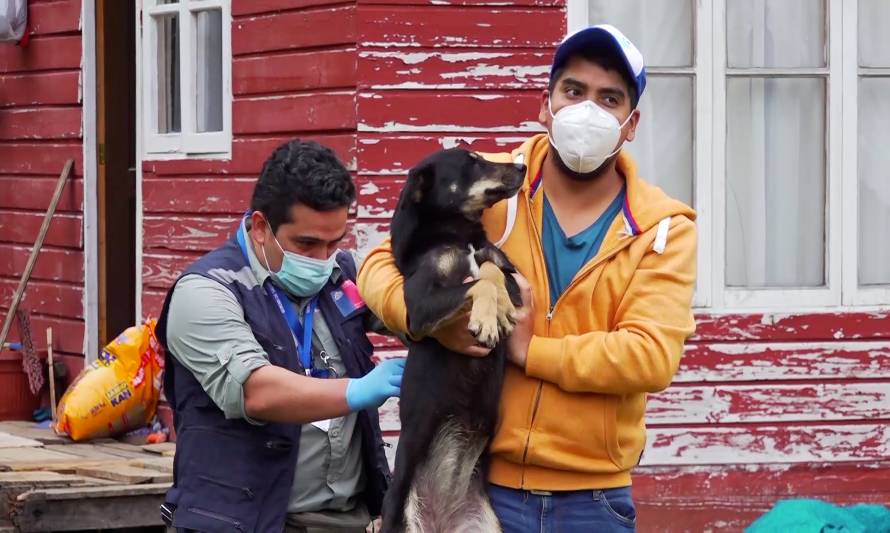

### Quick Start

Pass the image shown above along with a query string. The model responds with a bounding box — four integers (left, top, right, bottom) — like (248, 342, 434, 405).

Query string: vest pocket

(174, 426, 292, 532)
(176, 506, 246, 532)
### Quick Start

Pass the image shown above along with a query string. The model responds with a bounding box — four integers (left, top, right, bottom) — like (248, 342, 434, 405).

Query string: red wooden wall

(0, 0, 86, 373)
(141, 0, 360, 315)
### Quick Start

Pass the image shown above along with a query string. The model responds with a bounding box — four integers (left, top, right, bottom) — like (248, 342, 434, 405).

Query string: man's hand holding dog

(431, 301, 493, 358)
(506, 273, 534, 368)
(430, 273, 533, 360)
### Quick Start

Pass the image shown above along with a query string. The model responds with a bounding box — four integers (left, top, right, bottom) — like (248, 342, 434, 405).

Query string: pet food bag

(54, 320, 164, 441)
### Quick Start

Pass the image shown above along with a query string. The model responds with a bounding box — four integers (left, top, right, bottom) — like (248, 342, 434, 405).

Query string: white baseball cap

(550, 24, 646, 100)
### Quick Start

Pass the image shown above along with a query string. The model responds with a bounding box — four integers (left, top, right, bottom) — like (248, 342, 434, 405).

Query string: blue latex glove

(346, 358, 406, 411)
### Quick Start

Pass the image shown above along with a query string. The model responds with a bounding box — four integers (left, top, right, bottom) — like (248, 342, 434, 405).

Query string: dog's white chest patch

(467, 244, 481, 279)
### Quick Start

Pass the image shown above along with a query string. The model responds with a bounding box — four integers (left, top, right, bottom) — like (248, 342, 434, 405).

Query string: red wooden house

(1, 0, 888, 530)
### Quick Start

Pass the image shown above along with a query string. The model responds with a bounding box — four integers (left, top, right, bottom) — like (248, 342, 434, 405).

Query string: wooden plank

(0, 245, 84, 285)
(234, 91, 356, 134)
(0, 433, 43, 449)
(677, 341, 890, 382)
(26, 0, 82, 36)
(640, 423, 890, 466)
(234, 49, 356, 95)
(141, 443, 176, 457)
(0, 279, 85, 320)
(355, 220, 391, 255)
(143, 177, 256, 215)
(358, 91, 543, 133)
(0, 107, 81, 140)
(356, 133, 532, 175)
(128, 456, 174, 473)
(43, 444, 133, 462)
(646, 382, 890, 425)
(0, 447, 102, 472)
(0, 177, 84, 212)
(89, 442, 162, 459)
(142, 214, 238, 253)
(360, 6, 563, 49)
(10, 316, 83, 357)
(693, 310, 890, 342)
(232, 5, 356, 56)
(633, 461, 890, 532)
(141, 290, 167, 320)
(0, 72, 81, 108)
(0, 143, 83, 176)
(0, 471, 88, 489)
(0, 211, 83, 249)
(141, 251, 201, 290)
(74, 465, 172, 484)
(18, 482, 170, 501)
(359, 50, 549, 90)
(13, 483, 169, 532)
(355, 175, 405, 219)
(233, 0, 350, 16)
(360, 0, 560, 4)
(142, 133, 356, 176)
(0, 35, 82, 73)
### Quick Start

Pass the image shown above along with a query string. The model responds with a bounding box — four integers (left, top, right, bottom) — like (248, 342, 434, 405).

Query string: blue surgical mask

(260, 230, 337, 297)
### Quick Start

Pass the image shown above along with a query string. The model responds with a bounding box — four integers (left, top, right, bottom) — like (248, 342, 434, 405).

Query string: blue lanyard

(236, 220, 317, 375)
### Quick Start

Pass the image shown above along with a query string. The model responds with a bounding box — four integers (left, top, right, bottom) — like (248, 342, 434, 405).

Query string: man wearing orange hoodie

(358, 25, 696, 532)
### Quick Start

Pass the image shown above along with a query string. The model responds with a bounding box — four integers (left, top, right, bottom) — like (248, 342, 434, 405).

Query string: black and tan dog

(381, 148, 526, 532)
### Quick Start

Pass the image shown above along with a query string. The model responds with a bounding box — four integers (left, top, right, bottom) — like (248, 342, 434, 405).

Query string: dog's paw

(468, 318, 500, 348)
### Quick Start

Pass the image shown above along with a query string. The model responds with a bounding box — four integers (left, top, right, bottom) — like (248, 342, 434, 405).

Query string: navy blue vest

(156, 236, 390, 533)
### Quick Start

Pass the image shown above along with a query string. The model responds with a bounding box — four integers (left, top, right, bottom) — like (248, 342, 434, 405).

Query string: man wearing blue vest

(156, 139, 404, 532)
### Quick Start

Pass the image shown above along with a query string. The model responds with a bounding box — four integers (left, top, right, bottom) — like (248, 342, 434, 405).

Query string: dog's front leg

(477, 262, 518, 335)
(466, 276, 500, 348)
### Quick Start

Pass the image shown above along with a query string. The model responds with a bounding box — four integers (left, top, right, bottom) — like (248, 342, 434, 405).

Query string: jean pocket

(598, 487, 636, 526)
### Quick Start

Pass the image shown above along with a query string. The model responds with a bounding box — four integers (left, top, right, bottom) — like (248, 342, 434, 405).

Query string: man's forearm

(243, 365, 350, 424)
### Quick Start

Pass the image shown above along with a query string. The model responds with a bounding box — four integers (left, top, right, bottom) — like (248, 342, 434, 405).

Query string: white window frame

(841, 0, 890, 306)
(569, 0, 889, 311)
(140, 0, 232, 158)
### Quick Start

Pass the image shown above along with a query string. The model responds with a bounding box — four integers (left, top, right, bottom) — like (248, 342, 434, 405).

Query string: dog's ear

(406, 162, 431, 203)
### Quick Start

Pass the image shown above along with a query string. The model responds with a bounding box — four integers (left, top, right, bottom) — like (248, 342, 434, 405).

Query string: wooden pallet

(0, 422, 174, 532)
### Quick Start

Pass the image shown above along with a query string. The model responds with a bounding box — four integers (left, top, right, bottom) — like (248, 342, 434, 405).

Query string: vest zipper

(187, 507, 245, 531)
(198, 475, 255, 499)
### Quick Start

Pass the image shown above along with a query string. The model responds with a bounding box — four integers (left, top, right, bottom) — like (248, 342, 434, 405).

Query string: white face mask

(548, 99, 633, 174)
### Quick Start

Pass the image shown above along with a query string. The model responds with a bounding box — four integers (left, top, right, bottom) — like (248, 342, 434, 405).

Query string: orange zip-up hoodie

(358, 134, 697, 490)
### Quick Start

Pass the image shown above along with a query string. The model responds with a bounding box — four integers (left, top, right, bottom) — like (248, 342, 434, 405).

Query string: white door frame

(82, 0, 99, 363)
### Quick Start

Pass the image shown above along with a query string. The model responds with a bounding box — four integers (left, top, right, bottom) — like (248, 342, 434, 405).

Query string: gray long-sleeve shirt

(165, 221, 368, 515)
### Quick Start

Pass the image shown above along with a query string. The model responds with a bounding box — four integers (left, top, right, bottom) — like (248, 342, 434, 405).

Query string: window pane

(195, 9, 223, 133)
(623, 76, 693, 205)
(858, 78, 890, 286)
(727, 0, 825, 68)
(859, 0, 890, 67)
(725, 77, 825, 288)
(155, 14, 180, 134)
(587, 0, 693, 67)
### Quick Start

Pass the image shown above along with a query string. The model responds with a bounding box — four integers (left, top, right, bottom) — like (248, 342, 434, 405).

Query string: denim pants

(488, 484, 637, 533)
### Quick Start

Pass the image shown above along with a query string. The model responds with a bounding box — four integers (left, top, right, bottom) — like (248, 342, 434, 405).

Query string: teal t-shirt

(542, 186, 626, 307)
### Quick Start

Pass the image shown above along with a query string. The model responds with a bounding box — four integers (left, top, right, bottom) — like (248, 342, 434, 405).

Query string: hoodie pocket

(526, 386, 621, 471)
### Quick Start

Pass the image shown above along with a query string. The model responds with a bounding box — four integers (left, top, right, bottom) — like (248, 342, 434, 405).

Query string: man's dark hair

(250, 139, 355, 232)
(549, 50, 639, 108)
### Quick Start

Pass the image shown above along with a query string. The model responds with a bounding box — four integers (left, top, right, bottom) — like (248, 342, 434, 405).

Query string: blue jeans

(488, 484, 636, 533)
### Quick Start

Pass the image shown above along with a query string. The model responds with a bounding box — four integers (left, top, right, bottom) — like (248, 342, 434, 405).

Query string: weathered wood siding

(0, 0, 86, 374)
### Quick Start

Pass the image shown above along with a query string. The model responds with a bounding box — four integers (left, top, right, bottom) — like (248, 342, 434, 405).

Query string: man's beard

(551, 146, 620, 182)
